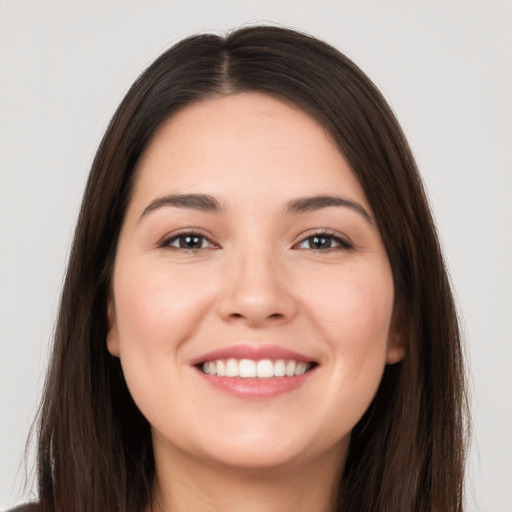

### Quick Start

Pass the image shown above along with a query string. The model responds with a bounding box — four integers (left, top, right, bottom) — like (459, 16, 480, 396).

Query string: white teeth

(256, 359, 274, 378)
(274, 359, 286, 377)
(216, 359, 226, 377)
(226, 358, 238, 377)
(295, 362, 308, 375)
(200, 358, 312, 378)
(239, 359, 256, 378)
(285, 360, 296, 377)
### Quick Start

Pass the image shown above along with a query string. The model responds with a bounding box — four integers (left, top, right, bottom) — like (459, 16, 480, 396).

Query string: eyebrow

(139, 193, 224, 221)
(139, 193, 373, 225)
(285, 195, 373, 224)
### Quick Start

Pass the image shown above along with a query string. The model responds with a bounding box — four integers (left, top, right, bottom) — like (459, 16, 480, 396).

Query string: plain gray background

(1, 1, 511, 510)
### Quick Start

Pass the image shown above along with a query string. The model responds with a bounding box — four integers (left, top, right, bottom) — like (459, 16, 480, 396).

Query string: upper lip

(190, 344, 316, 366)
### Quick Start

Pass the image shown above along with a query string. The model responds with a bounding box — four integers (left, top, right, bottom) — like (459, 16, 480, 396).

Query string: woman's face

(107, 92, 403, 473)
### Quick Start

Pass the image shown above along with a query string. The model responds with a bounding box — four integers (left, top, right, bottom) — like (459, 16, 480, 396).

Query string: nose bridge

(218, 240, 296, 325)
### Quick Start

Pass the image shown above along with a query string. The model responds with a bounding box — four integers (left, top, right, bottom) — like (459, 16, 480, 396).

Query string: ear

(106, 296, 120, 357)
(386, 304, 406, 364)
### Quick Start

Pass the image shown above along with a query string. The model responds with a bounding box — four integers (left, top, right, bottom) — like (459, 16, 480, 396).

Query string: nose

(217, 251, 297, 327)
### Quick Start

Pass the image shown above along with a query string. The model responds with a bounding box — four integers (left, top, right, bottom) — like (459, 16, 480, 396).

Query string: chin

(194, 427, 348, 473)
(202, 444, 309, 472)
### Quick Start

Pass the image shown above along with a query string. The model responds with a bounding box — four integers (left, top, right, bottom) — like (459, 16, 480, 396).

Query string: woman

(16, 25, 468, 511)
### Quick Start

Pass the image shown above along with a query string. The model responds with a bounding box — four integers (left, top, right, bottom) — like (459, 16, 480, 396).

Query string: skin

(107, 92, 404, 512)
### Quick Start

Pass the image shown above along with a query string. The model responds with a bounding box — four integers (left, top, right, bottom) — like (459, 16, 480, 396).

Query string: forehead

(132, 92, 370, 212)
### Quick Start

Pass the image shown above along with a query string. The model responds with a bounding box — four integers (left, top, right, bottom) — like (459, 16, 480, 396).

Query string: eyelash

(160, 230, 352, 252)
(293, 230, 353, 251)
(160, 231, 218, 251)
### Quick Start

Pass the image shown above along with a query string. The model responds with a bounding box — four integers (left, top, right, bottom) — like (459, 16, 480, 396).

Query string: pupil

(180, 235, 201, 248)
(311, 236, 331, 249)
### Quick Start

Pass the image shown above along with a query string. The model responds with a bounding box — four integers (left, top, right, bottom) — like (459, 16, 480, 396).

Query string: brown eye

(163, 233, 215, 250)
(305, 235, 333, 249)
(296, 233, 351, 251)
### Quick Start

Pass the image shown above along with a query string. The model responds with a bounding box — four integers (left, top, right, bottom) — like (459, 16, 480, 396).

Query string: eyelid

(158, 228, 220, 249)
(293, 229, 353, 251)
(157, 228, 352, 251)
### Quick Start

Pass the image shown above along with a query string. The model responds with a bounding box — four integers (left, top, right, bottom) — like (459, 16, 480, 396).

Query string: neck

(149, 439, 346, 512)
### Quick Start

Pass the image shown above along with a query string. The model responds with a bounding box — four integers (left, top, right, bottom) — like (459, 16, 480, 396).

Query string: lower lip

(196, 370, 313, 399)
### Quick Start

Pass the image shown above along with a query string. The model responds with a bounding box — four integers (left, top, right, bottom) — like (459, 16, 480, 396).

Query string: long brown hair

(32, 26, 468, 511)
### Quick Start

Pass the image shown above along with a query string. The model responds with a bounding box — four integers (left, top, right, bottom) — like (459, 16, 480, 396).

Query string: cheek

(111, 262, 216, 426)
(114, 261, 216, 351)
(306, 265, 394, 398)
(309, 266, 394, 347)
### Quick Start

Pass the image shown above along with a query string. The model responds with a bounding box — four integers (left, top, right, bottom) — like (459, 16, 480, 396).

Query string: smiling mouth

(198, 358, 317, 379)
